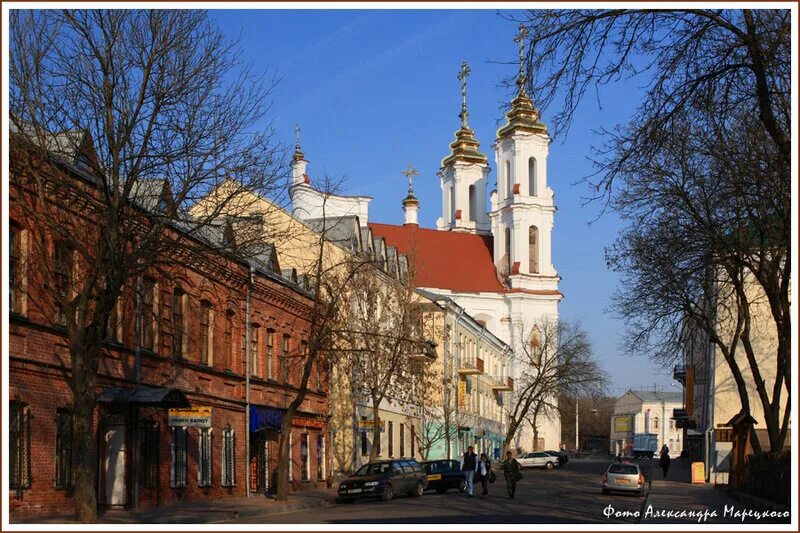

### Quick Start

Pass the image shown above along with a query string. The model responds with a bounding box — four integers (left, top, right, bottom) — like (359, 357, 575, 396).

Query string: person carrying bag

(476, 453, 492, 498)
(501, 451, 522, 499)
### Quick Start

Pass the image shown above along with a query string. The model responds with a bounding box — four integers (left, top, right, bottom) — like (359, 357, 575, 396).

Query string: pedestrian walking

(476, 453, 492, 498)
(501, 450, 522, 499)
(659, 445, 671, 478)
(460, 445, 478, 497)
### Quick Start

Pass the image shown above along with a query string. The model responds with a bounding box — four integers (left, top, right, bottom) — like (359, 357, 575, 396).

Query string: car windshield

(609, 464, 639, 475)
(354, 462, 392, 476)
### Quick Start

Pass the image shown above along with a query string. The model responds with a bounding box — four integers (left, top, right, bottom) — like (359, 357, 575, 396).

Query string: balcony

(458, 356, 484, 375)
(409, 339, 438, 361)
(492, 376, 514, 392)
(673, 365, 687, 385)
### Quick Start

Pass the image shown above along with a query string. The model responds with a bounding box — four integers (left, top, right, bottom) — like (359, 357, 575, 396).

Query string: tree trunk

(503, 419, 519, 455)
(368, 402, 381, 463)
(275, 410, 295, 501)
(70, 348, 99, 522)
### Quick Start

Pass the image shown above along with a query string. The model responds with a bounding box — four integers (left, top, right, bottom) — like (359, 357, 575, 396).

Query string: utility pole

(575, 398, 579, 451)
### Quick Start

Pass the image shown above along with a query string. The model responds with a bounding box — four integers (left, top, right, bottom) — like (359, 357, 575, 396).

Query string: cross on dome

(401, 163, 419, 195)
(457, 60, 471, 128)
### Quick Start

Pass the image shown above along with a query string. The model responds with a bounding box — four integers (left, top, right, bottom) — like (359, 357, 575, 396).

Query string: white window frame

(198, 427, 213, 487)
(221, 427, 236, 487)
(170, 426, 188, 488)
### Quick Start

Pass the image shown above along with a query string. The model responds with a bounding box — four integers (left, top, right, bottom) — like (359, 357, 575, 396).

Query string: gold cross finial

(401, 164, 419, 194)
(513, 24, 529, 94)
(294, 124, 301, 149)
(457, 60, 471, 128)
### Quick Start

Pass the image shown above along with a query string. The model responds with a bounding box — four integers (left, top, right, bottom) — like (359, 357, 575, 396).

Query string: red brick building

(8, 135, 330, 520)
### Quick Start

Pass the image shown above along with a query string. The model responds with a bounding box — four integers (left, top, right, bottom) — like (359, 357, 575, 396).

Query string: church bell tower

(490, 25, 558, 291)
(437, 61, 491, 234)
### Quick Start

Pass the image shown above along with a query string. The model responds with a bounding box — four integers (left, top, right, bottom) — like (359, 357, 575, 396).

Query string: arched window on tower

(529, 226, 539, 274)
(449, 186, 456, 223)
(504, 227, 511, 275)
(505, 160, 512, 199)
(468, 185, 476, 221)
(528, 157, 537, 196)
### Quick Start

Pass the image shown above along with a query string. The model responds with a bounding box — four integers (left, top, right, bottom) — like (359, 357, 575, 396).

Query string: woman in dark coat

(476, 453, 492, 498)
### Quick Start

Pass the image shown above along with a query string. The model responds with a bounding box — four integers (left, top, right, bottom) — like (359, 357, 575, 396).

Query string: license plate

(427, 474, 442, 481)
(615, 478, 630, 484)
(347, 488, 362, 493)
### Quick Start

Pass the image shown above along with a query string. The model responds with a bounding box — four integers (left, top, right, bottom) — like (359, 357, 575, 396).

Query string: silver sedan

(602, 462, 647, 497)
(517, 451, 560, 470)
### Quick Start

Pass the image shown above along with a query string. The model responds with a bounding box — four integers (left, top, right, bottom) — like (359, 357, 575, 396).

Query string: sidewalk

(17, 487, 338, 524)
(641, 459, 790, 525)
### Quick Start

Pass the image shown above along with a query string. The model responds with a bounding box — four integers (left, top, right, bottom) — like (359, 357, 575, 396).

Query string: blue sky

(210, 9, 681, 395)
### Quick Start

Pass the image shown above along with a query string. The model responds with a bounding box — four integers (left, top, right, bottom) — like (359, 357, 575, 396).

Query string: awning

(250, 405, 286, 433)
(97, 387, 189, 408)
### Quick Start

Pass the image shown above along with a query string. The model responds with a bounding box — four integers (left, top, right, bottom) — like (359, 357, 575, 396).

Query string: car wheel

(412, 481, 424, 497)
(545, 462, 555, 470)
(458, 479, 467, 493)
(435, 488, 447, 494)
(381, 484, 394, 502)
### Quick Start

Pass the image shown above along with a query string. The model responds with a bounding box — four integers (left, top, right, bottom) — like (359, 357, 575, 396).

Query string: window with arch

(449, 186, 455, 223)
(505, 160, 512, 198)
(172, 287, 186, 357)
(528, 157, 537, 196)
(504, 227, 511, 274)
(528, 226, 539, 274)
(468, 185, 476, 221)
(653, 416, 660, 430)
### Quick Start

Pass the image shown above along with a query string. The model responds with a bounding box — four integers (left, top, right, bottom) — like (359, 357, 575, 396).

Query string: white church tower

(437, 61, 491, 235)
(490, 27, 558, 294)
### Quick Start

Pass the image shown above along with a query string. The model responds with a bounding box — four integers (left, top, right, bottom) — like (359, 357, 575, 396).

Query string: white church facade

(288, 39, 563, 452)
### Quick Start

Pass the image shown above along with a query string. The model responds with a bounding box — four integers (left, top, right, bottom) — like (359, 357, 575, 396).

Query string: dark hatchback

(336, 459, 428, 503)
(421, 459, 467, 494)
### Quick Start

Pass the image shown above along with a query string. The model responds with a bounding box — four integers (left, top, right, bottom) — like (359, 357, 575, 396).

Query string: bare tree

(517, 9, 790, 453)
(335, 260, 427, 463)
(605, 109, 790, 453)
(10, 10, 284, 521)
(407, 345, 471, 461)
(503, 319, 606, 454)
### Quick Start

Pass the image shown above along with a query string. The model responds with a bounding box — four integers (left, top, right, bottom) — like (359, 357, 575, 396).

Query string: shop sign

(294, 417, 326, 429)
(168, 406, 212, 428)
(613, 416, 632, 433)
(357, 419, 385, 431)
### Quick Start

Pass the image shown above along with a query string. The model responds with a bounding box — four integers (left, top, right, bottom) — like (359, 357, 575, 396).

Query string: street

(226, 458, 790, 525)
(225, 458, 740, 525)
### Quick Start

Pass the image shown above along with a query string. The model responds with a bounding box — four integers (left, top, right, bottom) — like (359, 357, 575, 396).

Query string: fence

(740, 450, 790, 506)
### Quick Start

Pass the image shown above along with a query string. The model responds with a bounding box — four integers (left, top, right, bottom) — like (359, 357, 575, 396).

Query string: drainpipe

(245, 264, 254, 497)
(452, 304, 465, 456)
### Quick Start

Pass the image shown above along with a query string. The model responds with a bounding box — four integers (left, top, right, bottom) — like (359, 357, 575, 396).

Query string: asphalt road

(234, 459, 650, 524)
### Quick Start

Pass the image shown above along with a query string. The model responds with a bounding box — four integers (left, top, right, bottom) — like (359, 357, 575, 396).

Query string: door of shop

(103, 415, 126, 507)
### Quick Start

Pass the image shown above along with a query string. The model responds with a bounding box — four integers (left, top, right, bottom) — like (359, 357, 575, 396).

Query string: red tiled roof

(369, 223, 506, 293)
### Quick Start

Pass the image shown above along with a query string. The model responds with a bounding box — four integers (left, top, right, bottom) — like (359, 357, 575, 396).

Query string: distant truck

(632, 433, 659, 458)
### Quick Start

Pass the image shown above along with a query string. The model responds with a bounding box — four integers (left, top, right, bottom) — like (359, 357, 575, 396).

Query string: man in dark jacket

(501, 451, 522, 499)
(459, 446, 478, 497)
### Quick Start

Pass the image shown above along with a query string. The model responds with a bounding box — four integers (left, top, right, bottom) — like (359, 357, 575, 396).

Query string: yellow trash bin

(691, 461, 705, 484)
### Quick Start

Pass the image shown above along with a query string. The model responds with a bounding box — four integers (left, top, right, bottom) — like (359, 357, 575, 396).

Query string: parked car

(421, 459, 467, 493)
(336, 458, 428, 503)
(602, 462, 647, 497)
(517, 451, 559, 470)
(544, 450, 569, 466)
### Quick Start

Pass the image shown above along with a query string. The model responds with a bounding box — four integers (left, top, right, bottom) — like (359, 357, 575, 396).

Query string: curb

(228, 497, 336, 522)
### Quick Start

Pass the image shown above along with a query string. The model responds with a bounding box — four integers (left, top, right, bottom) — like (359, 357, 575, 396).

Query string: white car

(517, 451, 560, 470)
